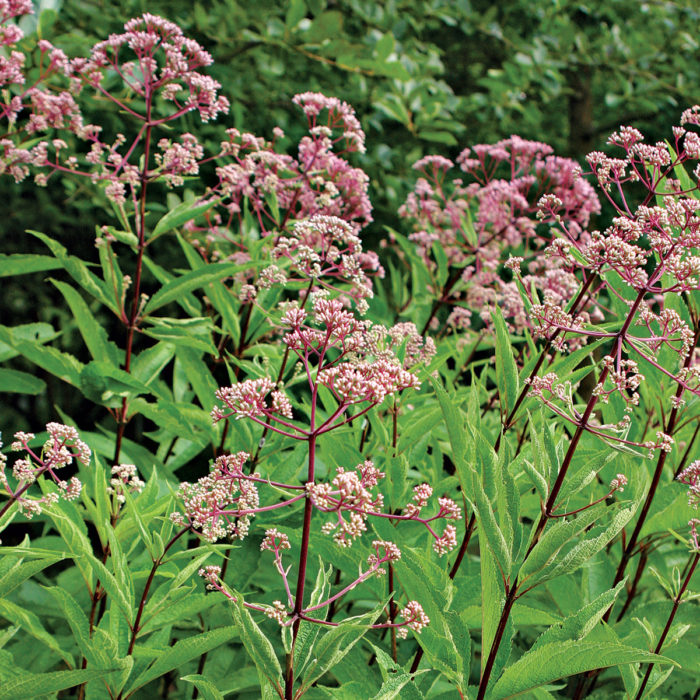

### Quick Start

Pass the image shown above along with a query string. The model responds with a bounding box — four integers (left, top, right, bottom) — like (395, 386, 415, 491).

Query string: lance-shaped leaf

(294, 558, 332, 680)
(0, 325, 83, 386)
(489, 641, 676, 699)
(298, 608, 381, 695)
(491, 307, 519, 418)
(0, 253, 62, 276)
(518, 506, 603, 585)
(0, 368, 46, 394)
(125, 626, 238, 694)
(144, 261, 262, 314)
(28, 230, 117, 312)
(150, 197, 216, 240)
(0, 599, 74, 667)
(230, 594, 283, 696)
(531, 579, 626, 651)
(50, 280, 120, 364)
(0, 668, 118, 700)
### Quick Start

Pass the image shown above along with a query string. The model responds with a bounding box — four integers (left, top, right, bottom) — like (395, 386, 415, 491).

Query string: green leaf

(27, 230, 116, 312)
(543, 507, 635, 582)
(294, 557, 332, 680)
(0, 668, 117, 700)
(375, 32, 394, 62)
(0, 325, 83, 386)
(0, 555, 62, 597)
(490, 642, 676, 699)
(180, 674, 224, 700)
(126, 626, 237, 693)
(433, 241, 449, 288)
(370, 645, 426, 699)
(374, 94, 411, 127)
(0, 599, 74, 667)
(429, 376, 474, 491)
(417, 130, 458, 145)
(0, 253, 62, 277)
(491, 307, 519, 419)
(518, 506, 603, 585)
(51, 280, 119, 364)
(0, 368, 45, 394)
(150, 198, 216, 240)
(45, 586, 120, 673)
(145, 261, 257, 313)
(299, 609, 381, 694)
(131, 341, 175, 388)
(531, 580, 626, 651)
(143, 317, 218, 354)
(80, 360, 150, 401)
(204, 279, 241, 344)
(479, 530, 505, 678)
(285, 0, 306, 29)
(230, 595, 284, 696)
(175, 346, 219, 410)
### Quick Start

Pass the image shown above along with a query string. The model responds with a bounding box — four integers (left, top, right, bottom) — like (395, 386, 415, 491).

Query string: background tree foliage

(3, 0, 700, 432)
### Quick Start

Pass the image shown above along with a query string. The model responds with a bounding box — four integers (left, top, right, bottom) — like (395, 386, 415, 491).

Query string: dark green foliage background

(3, 0, 700, 434)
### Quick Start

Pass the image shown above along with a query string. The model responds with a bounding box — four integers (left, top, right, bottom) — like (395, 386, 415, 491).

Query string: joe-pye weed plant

(0, 3, 698, 698)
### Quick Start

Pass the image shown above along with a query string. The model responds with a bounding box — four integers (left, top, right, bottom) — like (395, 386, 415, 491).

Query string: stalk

(477, 288, 647, 698)
(634, 551, 699, 700)
(607, 325, 700, 617)
(285, 407, 317, 699)
(113, 106, 154, 465)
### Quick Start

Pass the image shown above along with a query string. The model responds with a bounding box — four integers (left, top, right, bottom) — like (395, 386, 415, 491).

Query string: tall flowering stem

(171, 295, 450, 698)
(477, 112, 700, 700)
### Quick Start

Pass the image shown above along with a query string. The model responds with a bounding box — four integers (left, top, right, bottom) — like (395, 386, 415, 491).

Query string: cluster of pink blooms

(1, 10, 229, 200)
(71, 14, 229, 121)
(181, 288, 437, 635)
(525, 112, 700, 450)
(170, 451, 263, 542)
(309, 462, 460, 553)
(0, 423, 91, 518)
(0, 3, 78, 182)
(106, 464, 145, 505)
(211, 295, 421, 439)
(202, 92, 371, 253)
(678, 460, 700, 509)
(181, 455, 436, 636)
(677, 461, 700, 550)
(269, 215, 384, 310)
(396, 137, 600, 333)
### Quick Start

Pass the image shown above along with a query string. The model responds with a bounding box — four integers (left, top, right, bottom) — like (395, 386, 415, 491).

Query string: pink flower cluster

(107, 464, 145, 505)
(211, 92, 371, 243)
(526, 112, 700, 442)
(69, 13, 229, 122)
(171, 451, 262, 542)
(0, 423, 91, 519)
(271, 215, 384, 308)
(212, 295, 422, 440)
(397, 136, 600, 333)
